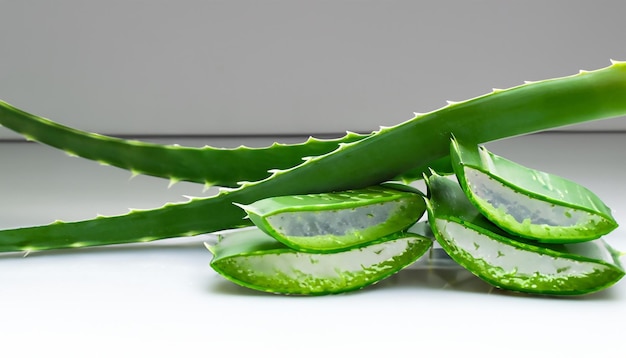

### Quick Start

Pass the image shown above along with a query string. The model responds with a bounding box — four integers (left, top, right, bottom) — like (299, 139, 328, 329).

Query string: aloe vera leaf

(1, 62, 625, 252)
(424, 173, 625, 295)
(0, 101, 368, 187)
(0, 101, 446, 187)
(450, 137, 618, 242)
(237, 184, 425, 252)
(207, 226, 432, 295)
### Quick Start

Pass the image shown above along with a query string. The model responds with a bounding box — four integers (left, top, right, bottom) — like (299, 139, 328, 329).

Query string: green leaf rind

(424, 173, 624, 295)
(238, 184, 426, 253)
(450, 136, 618, 242)
(208, 227, 433, 295)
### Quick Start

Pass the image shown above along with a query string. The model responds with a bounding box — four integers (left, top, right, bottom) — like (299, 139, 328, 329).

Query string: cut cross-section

(237, 184, 425, 252)
(207, 226, 432, 295)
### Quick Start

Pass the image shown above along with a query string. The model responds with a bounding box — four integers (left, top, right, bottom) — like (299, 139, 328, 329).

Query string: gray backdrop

(1, 0, 625, 139)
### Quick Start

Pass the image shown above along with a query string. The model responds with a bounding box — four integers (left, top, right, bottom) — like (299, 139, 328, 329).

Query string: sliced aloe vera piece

(236, 184, 426, 252)
(207, 226, 432, 295)
(450, 137, 618, 243)
(425, 173, 624, 295)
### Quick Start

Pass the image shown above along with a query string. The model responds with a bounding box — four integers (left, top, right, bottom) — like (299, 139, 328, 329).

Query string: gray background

(1, 2, 626, 353)
(1, 0, 625, 139)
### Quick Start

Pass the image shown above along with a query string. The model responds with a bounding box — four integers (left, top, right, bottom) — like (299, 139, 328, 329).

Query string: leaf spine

(265, 168, 291, 181)
(22, 246, 39, 254)
(168, 177, 180, 188)
(236, 180, 254, 187)
(217, 187, 237, 194)
(378, 125, 392, 132)
(231, 203, 252, 219)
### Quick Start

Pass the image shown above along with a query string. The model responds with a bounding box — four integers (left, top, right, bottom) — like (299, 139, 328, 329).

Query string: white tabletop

(1, 132, 624, 357)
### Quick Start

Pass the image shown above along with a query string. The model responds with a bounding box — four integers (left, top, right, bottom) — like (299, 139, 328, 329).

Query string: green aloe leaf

(2, 62, 626, 253)
(207, 226, 432, 295)
(450, 136, 618, 243)
(424, 173, 624, 296)
(236, 184, 425, 252)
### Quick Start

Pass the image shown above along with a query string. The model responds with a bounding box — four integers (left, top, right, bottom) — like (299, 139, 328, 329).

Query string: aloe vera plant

(0, 61, 625, 255)
(424, 173, 624, 295)
(450, 137, 618, 242)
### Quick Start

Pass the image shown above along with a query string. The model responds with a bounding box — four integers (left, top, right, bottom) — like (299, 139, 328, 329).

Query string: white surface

(1, 132, 625, 356)
(1, 0, 626, 140)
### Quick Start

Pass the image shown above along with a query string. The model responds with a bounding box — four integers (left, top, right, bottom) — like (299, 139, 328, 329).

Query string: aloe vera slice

(425, 173, 624, 295)
(450, 137, 618, 243)
(236, 184, 425, 252)
(207, 226, 432, 295)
